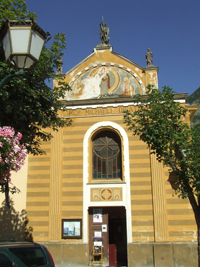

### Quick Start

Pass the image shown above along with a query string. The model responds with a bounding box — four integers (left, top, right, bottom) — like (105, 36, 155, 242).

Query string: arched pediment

(61, 45, 159, 101)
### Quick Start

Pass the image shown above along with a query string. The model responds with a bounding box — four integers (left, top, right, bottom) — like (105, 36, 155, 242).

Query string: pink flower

(0, 126, 27, 181)
(5, 158, 9, 164)
(9, 152, 14, 157)
(17, 132, 22, 140)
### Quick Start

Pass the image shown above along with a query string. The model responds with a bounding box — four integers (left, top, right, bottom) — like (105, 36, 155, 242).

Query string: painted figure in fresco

(146, 48, 153, 66)
(99, 19, 110, 44)
(121, 77, 134, 96)
(71, 66, 114, 100)
(92, 67, 110, 96)
(98, 67, 110, 95)
(100, 73, 110, 95)
(74, 82, 85, 99)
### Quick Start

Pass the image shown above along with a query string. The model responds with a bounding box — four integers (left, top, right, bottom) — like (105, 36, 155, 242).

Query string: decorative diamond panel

(91, 188, 122, 201)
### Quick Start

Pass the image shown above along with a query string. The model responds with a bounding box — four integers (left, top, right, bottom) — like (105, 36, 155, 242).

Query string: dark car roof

(0, 242, 40, 248)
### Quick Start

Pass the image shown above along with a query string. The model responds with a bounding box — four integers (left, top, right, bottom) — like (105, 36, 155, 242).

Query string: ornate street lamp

(0, 19, 48, 69)
(0, 19, 49, 88)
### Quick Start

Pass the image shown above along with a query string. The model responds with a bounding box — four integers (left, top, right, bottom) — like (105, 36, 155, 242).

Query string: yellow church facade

(26, 41, 198, 267)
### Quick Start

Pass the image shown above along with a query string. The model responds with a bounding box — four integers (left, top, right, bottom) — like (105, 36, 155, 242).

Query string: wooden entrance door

(89, 207, 127, 266)
(89, 207, 109, 263)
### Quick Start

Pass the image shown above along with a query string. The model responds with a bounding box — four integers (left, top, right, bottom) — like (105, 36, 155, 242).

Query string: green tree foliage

(124, 85, 200, 266)
(0, 0, 71, 155)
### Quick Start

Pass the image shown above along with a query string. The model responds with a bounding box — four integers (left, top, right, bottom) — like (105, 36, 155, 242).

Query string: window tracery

(92, 131, 122, 180)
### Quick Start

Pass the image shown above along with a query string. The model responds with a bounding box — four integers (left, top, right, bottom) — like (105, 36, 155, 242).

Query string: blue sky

(26, 0, 200, 95)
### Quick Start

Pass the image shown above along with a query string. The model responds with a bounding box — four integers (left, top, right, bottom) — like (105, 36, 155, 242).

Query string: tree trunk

(5, 176, 10, 209)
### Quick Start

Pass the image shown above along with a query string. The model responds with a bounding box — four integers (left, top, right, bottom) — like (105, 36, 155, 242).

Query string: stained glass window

(92, 131, 122, 179)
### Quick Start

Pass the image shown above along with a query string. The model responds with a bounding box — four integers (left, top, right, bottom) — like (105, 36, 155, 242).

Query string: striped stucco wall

(165, 171, 196, 241)
(26, 145, 51, 241)
(129, 134, 154, 242)
(26, 105, 196, 243)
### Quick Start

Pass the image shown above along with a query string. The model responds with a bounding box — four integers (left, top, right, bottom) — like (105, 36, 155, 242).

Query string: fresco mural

(66, 66, 143, 100)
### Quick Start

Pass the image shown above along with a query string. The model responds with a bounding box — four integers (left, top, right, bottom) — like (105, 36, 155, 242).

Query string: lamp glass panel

(24, 56, 35, 69)
(10, 29, 31, 53)
(2, 32, 11, 60)
(12, 55, 34, 69)
(30, 31, 45, 60)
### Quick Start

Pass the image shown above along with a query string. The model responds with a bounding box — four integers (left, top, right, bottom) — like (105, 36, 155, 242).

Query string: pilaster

(151, 153, 168, 241)
(49, 130, 63, 240)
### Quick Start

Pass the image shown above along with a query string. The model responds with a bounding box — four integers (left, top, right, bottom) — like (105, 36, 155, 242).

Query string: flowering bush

(0, 126, 27, 190)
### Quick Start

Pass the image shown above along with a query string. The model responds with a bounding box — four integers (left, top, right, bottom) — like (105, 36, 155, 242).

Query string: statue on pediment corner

(146, 48, 153, 66)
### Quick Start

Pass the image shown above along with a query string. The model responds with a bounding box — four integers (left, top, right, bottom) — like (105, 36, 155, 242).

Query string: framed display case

(62, 219, 82, 239)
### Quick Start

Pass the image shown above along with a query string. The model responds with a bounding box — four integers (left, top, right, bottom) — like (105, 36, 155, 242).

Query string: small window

(9, 247, 47, 266)
(92, 131, 122, 179)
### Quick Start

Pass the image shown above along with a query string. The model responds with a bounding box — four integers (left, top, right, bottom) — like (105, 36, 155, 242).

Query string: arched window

(92, 131, 122, 179)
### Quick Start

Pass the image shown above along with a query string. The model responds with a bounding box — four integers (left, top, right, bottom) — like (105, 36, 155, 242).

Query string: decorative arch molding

(83, 121, 132, 243)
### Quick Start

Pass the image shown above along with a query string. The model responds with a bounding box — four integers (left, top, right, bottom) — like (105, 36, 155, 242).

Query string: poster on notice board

(93, 208, 103, 223)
